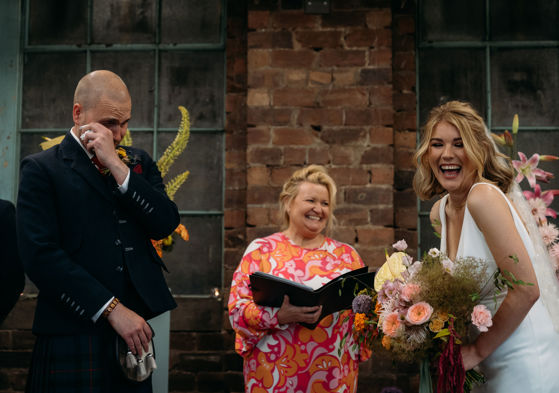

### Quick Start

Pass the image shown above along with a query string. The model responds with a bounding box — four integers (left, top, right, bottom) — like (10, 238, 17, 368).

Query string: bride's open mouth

(440, 164, 461, 178)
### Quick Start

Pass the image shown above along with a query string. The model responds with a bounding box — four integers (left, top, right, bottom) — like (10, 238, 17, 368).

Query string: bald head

(74, 70, 131, 112)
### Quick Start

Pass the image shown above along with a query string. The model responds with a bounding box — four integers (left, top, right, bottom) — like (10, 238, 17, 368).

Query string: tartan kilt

(26, 332, 152, 393)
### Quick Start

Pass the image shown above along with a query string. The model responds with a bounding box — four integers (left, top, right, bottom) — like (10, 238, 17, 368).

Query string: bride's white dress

(439, 182, 559, 393)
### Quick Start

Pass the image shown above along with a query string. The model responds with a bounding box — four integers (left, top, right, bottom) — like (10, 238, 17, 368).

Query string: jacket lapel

(59, 131, 113, 201)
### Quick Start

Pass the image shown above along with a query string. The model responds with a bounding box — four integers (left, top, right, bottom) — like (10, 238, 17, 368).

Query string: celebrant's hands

(276, 295, 322, 325)
(461, 343, 484, 370)
(107, 303, 152, 355)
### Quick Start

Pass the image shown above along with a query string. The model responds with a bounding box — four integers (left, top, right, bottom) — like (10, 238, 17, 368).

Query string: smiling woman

(228, 165, 371, 393)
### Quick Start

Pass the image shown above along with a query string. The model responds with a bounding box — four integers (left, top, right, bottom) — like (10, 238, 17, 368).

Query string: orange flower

(429, 318, 444, 333)
(151, 239, 163, 257)
(354, 313, 367, 332)
(175, 223, 189, 241)
(382, 312, 402, 337)
(405, 301, 433, 325)
(375, 301, 382, 314)
(382, 335, 391, 350)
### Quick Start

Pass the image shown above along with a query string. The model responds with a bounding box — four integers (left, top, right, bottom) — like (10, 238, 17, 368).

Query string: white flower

(441, 257, 455, 275)
(393, 239, 408, 252)
(539, 223, 559, 246)
(428, 248, 440, 258)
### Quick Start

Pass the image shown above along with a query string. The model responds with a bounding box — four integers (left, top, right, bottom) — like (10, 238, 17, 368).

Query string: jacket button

(115, 266, 124, 272)
(115, 239, 122, 246)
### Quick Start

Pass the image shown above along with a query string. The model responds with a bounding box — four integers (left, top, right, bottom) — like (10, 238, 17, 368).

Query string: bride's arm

(463, 184, 540, 370)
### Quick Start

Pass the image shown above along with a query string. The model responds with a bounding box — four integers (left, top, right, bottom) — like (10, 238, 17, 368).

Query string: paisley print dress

(228, 232, 371, 393)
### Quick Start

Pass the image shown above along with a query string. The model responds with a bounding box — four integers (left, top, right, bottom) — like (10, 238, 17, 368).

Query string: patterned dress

(228, 232, 371, 393)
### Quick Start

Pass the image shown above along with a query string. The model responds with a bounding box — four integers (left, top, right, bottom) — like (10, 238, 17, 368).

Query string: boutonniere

(116, 147, 141, 169)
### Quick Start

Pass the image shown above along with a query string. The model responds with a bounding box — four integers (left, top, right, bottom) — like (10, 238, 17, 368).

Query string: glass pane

(92, 0, 156, 44)
(28, 0, 87, 45)
(22, 53, 86, 129)
(420, 0, 484, 41)
(156, 132, 223, 211)
(514, 130, 559, 214)
(20, 132, 66, 163)
(491, 0, 559, 41)
(491, 48, 559, 127)
(418, 48, 486, 125)
(91, 51, 155, 128)
(126, 131, 154, 157)
(159, 51, 225, 129)
(161, 0, 223, 44)
(162, 215, 222, 295)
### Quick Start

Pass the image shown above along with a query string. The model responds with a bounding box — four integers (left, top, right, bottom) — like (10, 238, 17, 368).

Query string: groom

(17, 70, 179, 392)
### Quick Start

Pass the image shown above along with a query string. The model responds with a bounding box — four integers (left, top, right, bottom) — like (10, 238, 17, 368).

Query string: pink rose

(401, 283, 421, 302)
(405, 301, 433, 325)
(382, 312, 402, 337)
(471, 304, 493, 332)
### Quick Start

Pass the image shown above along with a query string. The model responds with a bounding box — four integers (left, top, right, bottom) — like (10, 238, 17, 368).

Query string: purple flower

(352, 294, 373, 314)
(380, 387, 403, 393)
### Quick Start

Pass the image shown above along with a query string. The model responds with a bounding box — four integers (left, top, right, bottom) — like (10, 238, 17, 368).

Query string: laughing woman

(414, 101, 559, 392)
(228, 165, 371, 393)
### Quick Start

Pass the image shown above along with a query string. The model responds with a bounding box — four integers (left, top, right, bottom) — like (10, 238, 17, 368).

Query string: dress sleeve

(228, 239, 286, 357)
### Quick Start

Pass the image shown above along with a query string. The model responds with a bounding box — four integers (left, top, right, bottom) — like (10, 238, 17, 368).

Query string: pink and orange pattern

(228, 232, 371, 393)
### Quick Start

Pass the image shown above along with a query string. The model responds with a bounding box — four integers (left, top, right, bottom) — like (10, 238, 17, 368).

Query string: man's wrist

(102, 297, 120, 319)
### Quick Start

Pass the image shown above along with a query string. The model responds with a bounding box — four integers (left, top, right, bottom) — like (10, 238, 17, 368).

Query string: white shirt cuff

(92, 296, 114, 322)
(117, 169, 130, 193)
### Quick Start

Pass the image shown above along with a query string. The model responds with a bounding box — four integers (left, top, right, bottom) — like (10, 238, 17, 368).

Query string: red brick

(247, 126, 271, 145)
(322, 12, 366, 28)
(308, 146, 330, 165)
(394, 14, 415, 35)
(247, 185, 282, 204)
(247, 207, 270, 226)
(395, 148, 415, 170)
(357, 227, 394, 246)
(247, 146, 283, 165)
(366, 9, 391, 29)
(285, 69, 308, 86)
(248, 31, 293, 49)
(356, 246, 388, 268)
(369, 48, 392, 68)
(283, 147, 307, 165)
(394, 111, 417, 130)
(345, 108, 393, 126)
(393, 70, 416, 91)
(247, 226, 280, 243)
(248, 50, 270, 69)
(248, 11, 270, 30)
(395, 189, 417, 209)
(272, 128, 316, 145)
(344, 29, 379, 48)
(374, 28, 392, 48)
(319, 49, 366, 67)
(247, 89, 270, 107)
(270, 49, 316, 68)
(393, 51, 415, 71)
(271, 12, 319, 29)
(332, 70, 358, 86)
(225, 189, 246, 209)
(319, 127, 367, 145)
(247, 166, 270, 186)
(370, 85, 393, 107)
(335, 206, 370, 226)
(295, 30, 343, 49)
(224, 209, 245, 228)
(330, 145, 357, 165)
(225, 168, 246, 189)
(247, 107, 292, 126)
(345, 186, 392, 205)
(359, 68, 391, 85)
(248, 69, 285, 89)
(371, 166, 394, 185)
(273, 88, 316, 107)
(370, 126, 394, 144)
(395, 206, 417, 229)
(332, 226, 357, 245)
(225, 132, 246, 151)
(226, 150, 245, 169)
(394, 92, 416, 112)
(321, 88, 369, 107)
(393, 34, 415, 52)
(395, 130, 417, 149)
(309, 71, 332, 86)
(270, 167, 298, 186)
(361, 146, 394, 165)
(370, 205, 394, 226)
(329, 167, 369, 186)
(396, 229, 417, 249)
(297, 108, 344, 126)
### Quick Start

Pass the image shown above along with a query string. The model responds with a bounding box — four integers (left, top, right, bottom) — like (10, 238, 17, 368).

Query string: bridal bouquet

(346, 240, 490, 393)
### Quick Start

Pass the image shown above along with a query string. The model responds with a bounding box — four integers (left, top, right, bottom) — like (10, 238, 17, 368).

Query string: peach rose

(401, 283, 421, 302)
(405, 301, 433, 325)
(471, 304, 493, 332)
(382, 312, 402, 337)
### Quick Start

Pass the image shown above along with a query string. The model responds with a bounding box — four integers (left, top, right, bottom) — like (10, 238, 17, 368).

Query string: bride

(413, 100, 559, 392)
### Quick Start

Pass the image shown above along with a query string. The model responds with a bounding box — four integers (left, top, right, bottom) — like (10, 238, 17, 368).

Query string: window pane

(162, 215, 222, 295)
(20, 132, 65, 162)
(22, 53, 86, 129)
(420, 0, 484, 41)
(158, 51, 225, 129)
(491, 0, 559, 41)
(91, 51, 155, 128)
(92, 0, 156, 44)
(491, 48, 559, 127)
(161, 0, 223, 44)
(418, 48, 486, 124)
(28, 0, 87, 45)
(157, 132, 223, 211)
(126, 131, 154, 157)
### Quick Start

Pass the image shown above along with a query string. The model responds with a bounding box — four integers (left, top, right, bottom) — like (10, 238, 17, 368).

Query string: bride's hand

(461, 344, 484, 370)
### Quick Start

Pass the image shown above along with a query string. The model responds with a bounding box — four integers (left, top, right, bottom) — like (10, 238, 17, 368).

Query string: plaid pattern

(26, 333, 152, 393)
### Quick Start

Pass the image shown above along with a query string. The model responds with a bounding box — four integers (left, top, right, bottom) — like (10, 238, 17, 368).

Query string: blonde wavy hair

(279, 165, 337, 234)
(413, 101, 514, 200)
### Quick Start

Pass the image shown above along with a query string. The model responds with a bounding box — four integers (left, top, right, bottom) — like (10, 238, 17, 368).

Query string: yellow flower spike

(121, 129, 133, 146)
(512, 114, 519, 134)
(165, 170, 190, 201)
(157, 106, 191, 179)
(162, 235, 173, 247)
(40, 135, 65, 151)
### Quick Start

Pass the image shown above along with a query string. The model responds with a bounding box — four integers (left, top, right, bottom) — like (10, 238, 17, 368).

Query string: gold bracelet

(102, 297, 120, 318)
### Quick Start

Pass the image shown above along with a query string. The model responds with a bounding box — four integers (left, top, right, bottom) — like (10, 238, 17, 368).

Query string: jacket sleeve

(228, 239, 287, 357)
(17, 156, 113, 321)
(116, 149, 179, 240)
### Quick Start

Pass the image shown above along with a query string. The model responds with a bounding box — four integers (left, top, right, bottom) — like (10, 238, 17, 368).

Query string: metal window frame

(16, 0, 227, 297)
(416, 0, 559, 256)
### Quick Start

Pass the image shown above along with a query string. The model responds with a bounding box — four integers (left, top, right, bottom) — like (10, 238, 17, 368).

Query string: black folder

(249, 267, 375, 329)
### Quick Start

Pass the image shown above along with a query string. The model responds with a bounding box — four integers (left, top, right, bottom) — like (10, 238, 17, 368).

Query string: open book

(249, 267, 375, 329)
